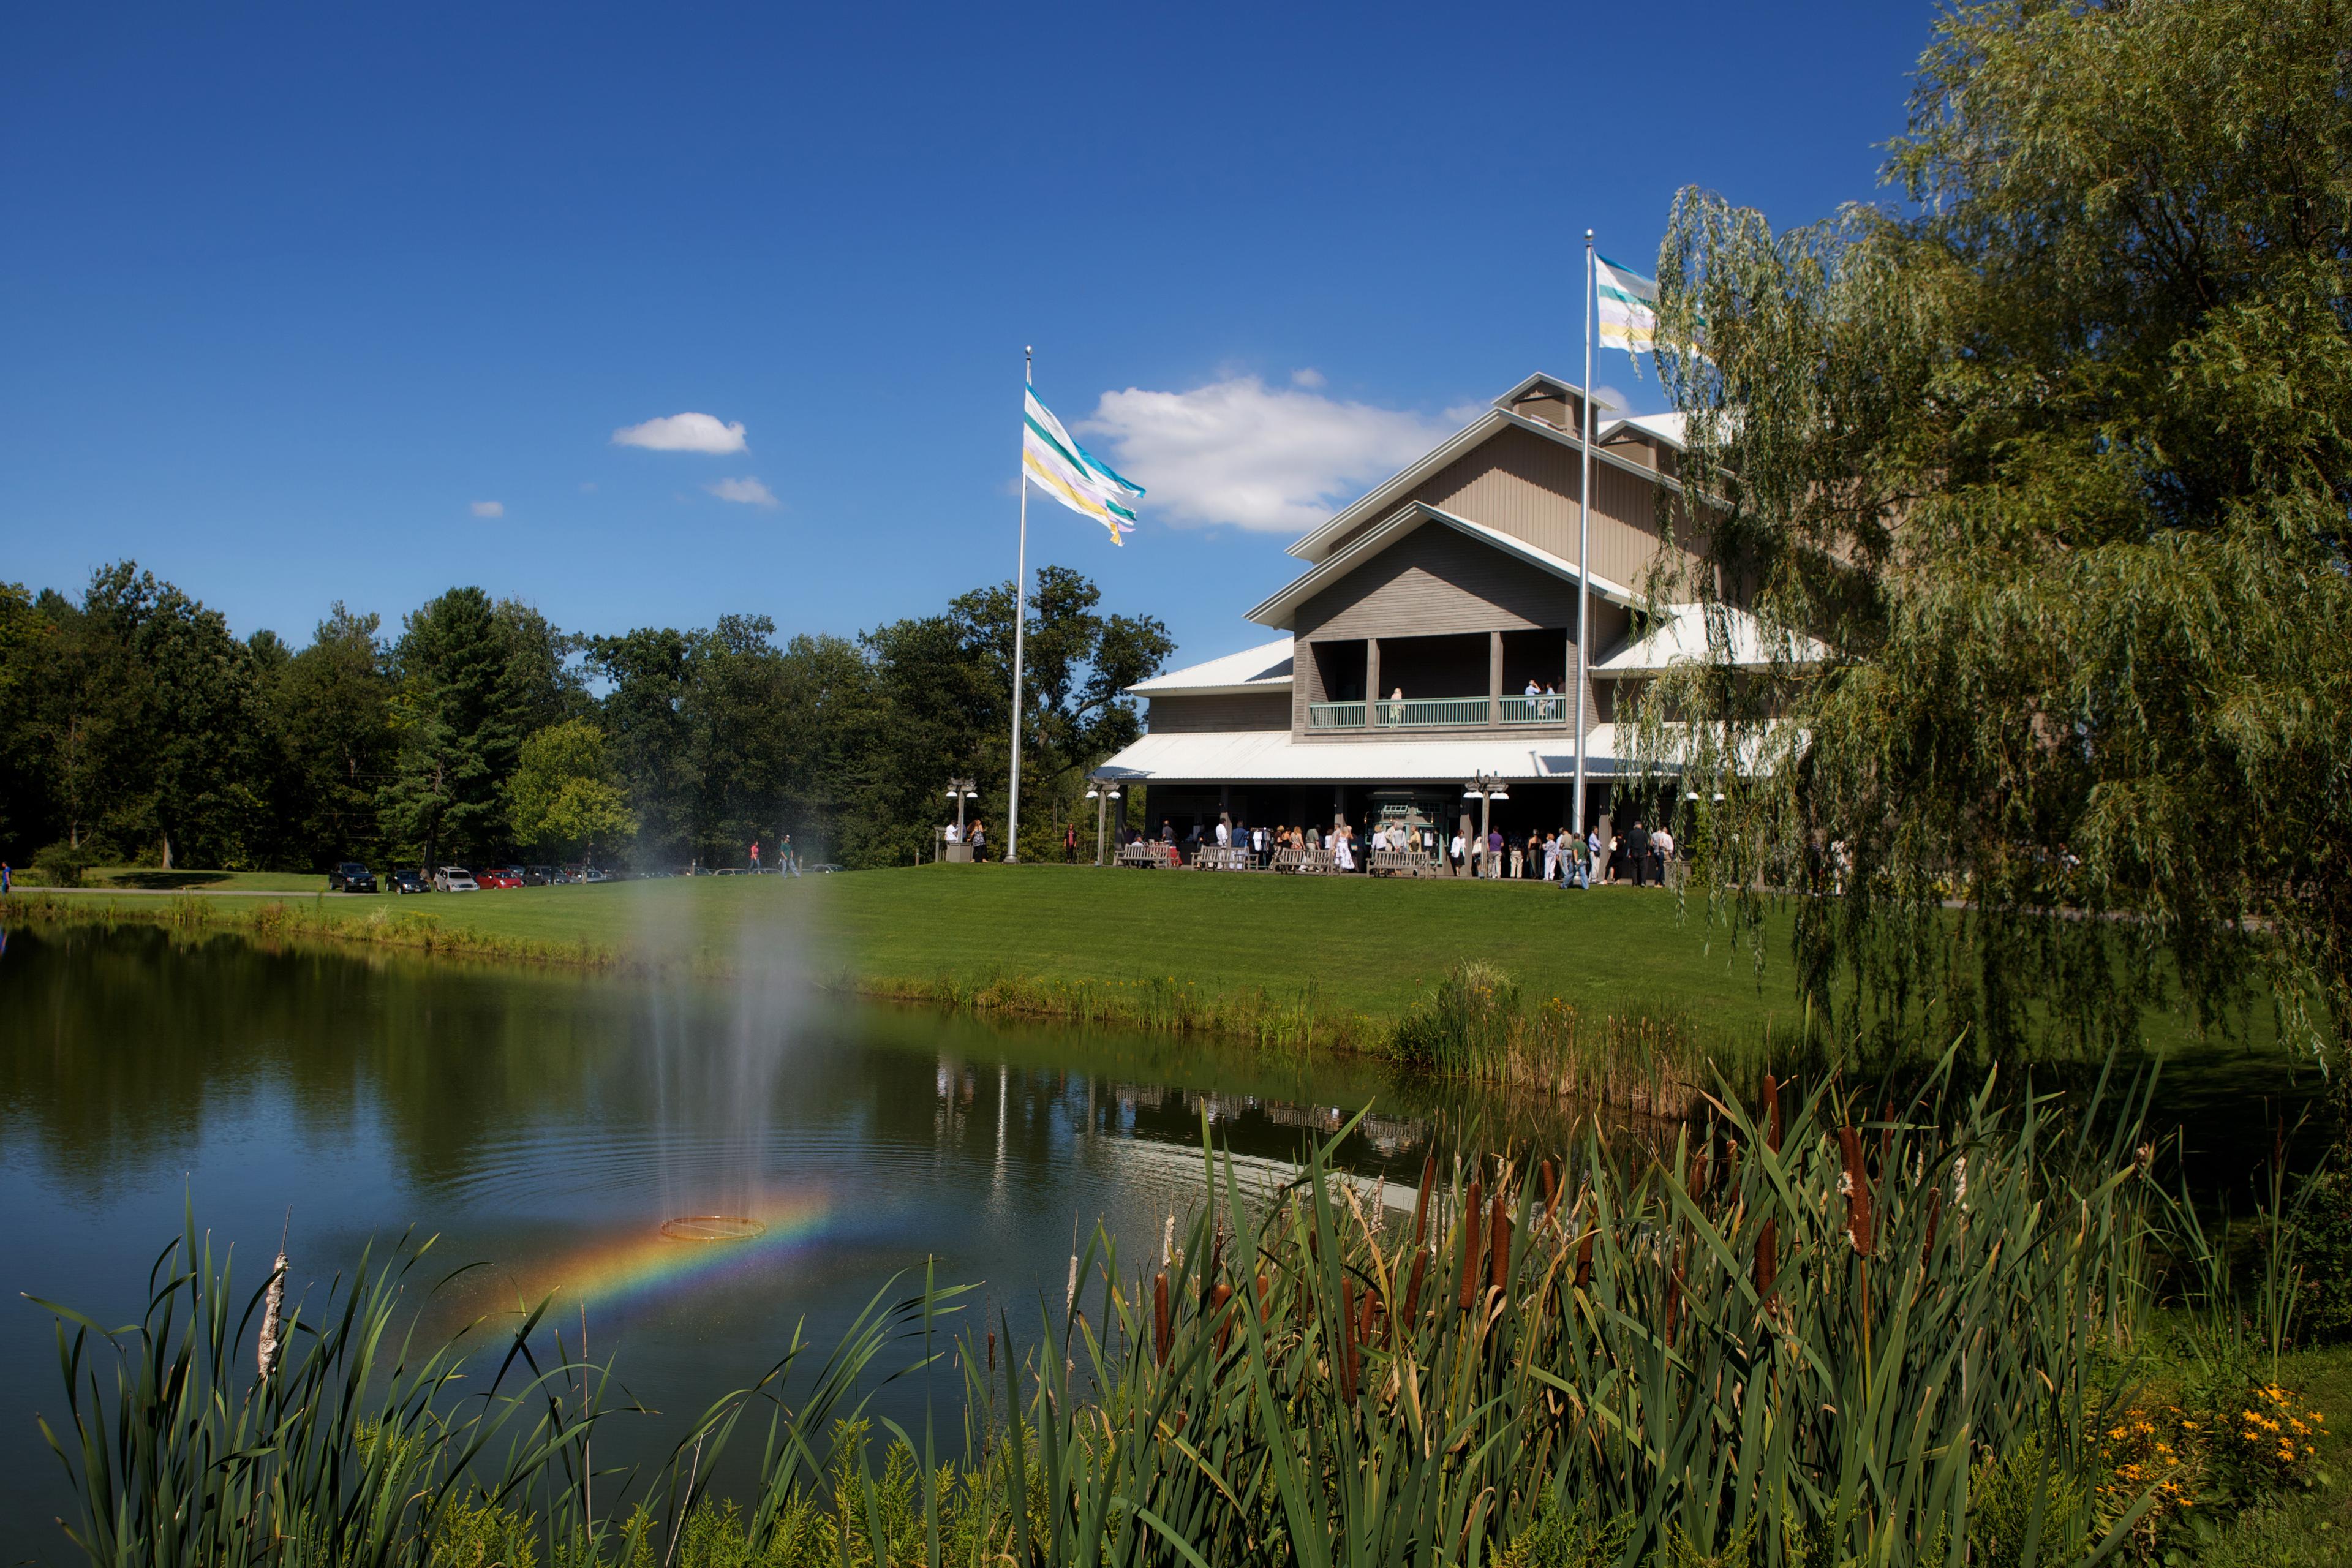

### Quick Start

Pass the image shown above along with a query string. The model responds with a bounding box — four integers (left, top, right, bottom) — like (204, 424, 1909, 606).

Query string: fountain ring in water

(660, 1215, 768, 1243)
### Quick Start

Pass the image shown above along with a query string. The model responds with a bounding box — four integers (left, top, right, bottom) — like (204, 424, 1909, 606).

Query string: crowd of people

(1107, 814, 1681, 887)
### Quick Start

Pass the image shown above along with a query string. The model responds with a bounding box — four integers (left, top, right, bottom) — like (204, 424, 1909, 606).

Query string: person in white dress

(1333, 825, 1356, 873)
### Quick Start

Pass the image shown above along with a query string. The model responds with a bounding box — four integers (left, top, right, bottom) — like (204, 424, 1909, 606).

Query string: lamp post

(944, 777, 978, 861)
(1086, 781, 1123, 866)
(1461, 772, 1511, 880)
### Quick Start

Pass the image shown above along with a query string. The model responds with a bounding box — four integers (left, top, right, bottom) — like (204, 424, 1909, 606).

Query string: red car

(477, 867, 525, 889)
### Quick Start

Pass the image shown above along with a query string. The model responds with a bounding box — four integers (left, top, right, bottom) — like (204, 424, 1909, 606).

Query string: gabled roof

(1286, 373, 1672, 565)
(1594, 603, 1829, 673)
(1126, 635, 1294, 696)
(1597, 411, 1687, 450)
(1245, 501, 1637, 631)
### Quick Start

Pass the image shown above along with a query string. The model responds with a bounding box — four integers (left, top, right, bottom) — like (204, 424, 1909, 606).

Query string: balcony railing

(1310, 695, 1574, 731)
(1376, 696, 1492, 728)
(1499, 695, 1571, 725)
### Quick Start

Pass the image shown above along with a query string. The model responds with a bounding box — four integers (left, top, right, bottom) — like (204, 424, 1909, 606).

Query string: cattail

(1754, 1218, 1779, 1299)
(1161, 1215, 1176, 1270)
(1487, 1193, 1512, 1294)
(257, 1246, 288, 1384)
(1153, 1272, 1172, 1366)
(1839, 1126, 1875, 1258)
(1953, 1154, 1968, 1207)
(1256, 1269, 1272, 1322)
(1066, 1253, 1079, 1313)
(1539, 1159, 1561, 1223)
(1763, 1073, 1784, 1153)
(1211, 1282, 1237, 1359)
(1574, 1222, 1595, 1289)
(1411, 1153, 1436, 1250)
(1457, 1180, 1484, 1311)
(1921, 1186, 1944, 1269)
(1404, 1246, 1428, 1321)
(987, 1329, 996, 1371)
(1338, 1276, 1359, 1403)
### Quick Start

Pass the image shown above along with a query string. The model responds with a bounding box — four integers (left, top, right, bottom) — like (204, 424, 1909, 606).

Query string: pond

(0, 922, 1572, 1549)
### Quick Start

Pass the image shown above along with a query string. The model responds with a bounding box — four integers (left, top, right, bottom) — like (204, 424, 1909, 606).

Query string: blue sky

(1, 2, 1932, 666)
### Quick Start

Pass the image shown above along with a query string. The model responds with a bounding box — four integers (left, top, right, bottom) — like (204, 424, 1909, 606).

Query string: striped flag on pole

(1595, 254, 1659, 369)
(1023, 383, 1143, 545)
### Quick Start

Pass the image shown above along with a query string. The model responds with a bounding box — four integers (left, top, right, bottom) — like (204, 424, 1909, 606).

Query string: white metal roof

(1594, 603, 1828, 674)
(1597, 411, 1688, 449)
(1090, 726, 1645, 785)
(1246, 502, 1637, 631)
(1126, 636, 1294, 696)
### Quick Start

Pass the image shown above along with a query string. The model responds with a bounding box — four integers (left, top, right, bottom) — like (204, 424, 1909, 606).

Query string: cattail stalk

(257, 1247, 288, 1385)
(1153, 1272, 1172, 1367)
(1458, 1180, 1484, 1312)
(1487, 1193, 1511, 1295)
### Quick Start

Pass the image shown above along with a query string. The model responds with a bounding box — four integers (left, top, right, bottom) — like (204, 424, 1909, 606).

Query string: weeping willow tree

(1638, 0, 2352, 1067)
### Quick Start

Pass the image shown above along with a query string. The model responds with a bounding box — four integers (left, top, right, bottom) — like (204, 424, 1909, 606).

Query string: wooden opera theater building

(1090, 372, 1777, 848)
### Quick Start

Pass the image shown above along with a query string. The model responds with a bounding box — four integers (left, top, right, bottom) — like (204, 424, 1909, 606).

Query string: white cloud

(612, 412, 748, 454)
(1592, 385, 1629, 415)
(1079, 376, 1464, 534)
(705, 476, 780, 508)
(1289, 368, 1327, 388)
(471, 500, 505, 518)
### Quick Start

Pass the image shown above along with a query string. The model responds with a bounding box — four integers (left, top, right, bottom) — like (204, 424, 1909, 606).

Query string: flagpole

(1573, 231, 1594, 866)
(1006, 345, 1032, 864)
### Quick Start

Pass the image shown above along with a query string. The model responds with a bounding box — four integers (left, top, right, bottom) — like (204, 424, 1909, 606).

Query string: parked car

(477, 867, 523, 889)
(328, 861, 377, 893)
(810, 863, 845, 875)
(390, 867, 428, 895)
(433, 865, 480, 892)
(580, 867, 612, 883)
(521, 865, 555, 886)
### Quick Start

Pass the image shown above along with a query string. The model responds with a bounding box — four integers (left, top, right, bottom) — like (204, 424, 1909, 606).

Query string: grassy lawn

(41, 865, 332, 892)
(289, 865, 1806, 1028)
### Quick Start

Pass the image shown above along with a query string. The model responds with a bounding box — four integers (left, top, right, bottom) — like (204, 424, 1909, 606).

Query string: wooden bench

(1117, 843, 1178, 869)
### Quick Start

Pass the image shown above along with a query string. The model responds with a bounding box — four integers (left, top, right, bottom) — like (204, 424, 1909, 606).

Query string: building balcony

(1306, 695, 1570, 731)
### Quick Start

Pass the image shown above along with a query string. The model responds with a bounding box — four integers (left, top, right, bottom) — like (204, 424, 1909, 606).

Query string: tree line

(0, 561, 1170, 875)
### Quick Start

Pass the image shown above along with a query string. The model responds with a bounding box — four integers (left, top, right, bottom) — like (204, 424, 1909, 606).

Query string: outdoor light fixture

(1087, 778, 1124, 865)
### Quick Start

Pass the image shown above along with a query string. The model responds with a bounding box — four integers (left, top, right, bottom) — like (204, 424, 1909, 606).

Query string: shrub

(33, 840, 99, 888)
(2290, 1161, 2352, 1343)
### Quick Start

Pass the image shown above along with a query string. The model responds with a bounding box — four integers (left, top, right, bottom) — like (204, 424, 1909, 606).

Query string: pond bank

(0, 883, 1739, 1118)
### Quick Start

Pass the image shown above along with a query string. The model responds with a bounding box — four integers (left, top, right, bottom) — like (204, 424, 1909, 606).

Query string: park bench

(1117, 843, 1177, 869)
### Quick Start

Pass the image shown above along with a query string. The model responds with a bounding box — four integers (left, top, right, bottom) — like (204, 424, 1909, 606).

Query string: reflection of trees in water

(1, 924, 1672, 1213)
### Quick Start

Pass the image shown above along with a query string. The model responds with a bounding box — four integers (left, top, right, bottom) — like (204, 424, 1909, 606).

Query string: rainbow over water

(532, 1189, 837, 1314)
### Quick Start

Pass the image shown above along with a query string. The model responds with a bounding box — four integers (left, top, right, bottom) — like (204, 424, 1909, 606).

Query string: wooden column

(1564, 631, 1577, 728)
(1488, 630, 1504, 725)
(1366, 638, 1381, 725)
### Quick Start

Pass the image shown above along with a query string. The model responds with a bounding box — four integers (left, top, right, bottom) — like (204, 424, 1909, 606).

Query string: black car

(328, 861, 377, 893)
(389, 867, 428, 895)
(521, 865, 555, 886)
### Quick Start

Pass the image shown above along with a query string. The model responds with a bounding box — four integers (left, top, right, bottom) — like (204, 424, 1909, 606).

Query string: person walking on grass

(1064, 823, 1078, 863)
(750, 839, 761, 873)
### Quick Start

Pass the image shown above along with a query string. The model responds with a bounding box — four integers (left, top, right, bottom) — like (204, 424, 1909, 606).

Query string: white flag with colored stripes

(1596, 254, 1659, 369)
(1023, 383, 1142, 545)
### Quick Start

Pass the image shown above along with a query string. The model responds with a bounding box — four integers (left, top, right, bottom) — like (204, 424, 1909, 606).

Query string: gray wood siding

(1146, 691, 1291, 734)
(1295, 525, 1579, 641)
(1381, 424, 1704, 594)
